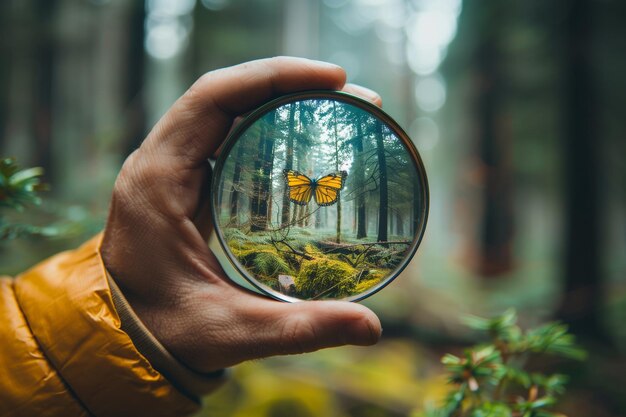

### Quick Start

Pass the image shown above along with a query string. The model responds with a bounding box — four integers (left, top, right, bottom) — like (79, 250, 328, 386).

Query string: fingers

(142, 57, 347, 170)
(276, 301, 382, 351)
(231, 300, 382, 363)
(129, 271, 382, 372)
(342, 83, 383, 107)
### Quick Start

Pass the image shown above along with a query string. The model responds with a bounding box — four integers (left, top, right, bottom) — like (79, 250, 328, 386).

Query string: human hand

(100, 57, 383, 374)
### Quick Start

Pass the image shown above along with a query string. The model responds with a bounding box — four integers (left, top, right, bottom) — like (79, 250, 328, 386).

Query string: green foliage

(253, 251, 292, 277)
(0, 158, 46, 211)
(418, 309, 585, 417)
(367, 245, 406, 268)
(462, 309, 587, 360)
(230, 245, 293, 282)
(225, 228, 269, 248)
(296, 258, 357, 299)
(0, 158, 48, 240)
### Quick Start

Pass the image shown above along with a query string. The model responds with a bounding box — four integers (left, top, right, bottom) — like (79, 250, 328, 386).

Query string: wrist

(106, 272, 227, 399)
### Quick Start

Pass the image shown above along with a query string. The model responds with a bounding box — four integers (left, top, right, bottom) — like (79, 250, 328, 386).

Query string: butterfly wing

(283, 169, 313, 205)
(314, 171, 347, 206)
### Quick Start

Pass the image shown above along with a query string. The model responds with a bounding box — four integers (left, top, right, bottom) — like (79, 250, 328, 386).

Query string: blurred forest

(1, 0, 625, 416)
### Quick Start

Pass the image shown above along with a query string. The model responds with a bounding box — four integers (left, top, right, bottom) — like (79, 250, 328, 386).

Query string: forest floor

(223, 227, 413, 299)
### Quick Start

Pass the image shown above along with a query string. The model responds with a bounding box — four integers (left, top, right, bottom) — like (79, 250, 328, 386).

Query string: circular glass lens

(211, 91, 428, 302)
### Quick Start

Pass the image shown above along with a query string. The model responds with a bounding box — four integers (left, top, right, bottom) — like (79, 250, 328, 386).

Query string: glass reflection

(214, 96, 427, 301)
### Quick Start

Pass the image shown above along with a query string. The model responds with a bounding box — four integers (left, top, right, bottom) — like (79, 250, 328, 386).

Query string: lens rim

(210, 90, 429, 302)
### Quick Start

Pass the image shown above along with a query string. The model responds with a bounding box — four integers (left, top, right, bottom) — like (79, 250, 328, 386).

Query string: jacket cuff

(13, 234, 202, 417)
(106, 273, 227, 401)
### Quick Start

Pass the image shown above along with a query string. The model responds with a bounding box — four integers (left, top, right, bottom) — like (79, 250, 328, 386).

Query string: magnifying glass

(209, 91, 428, 302)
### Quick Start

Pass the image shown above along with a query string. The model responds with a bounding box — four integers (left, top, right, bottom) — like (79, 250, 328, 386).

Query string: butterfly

(283, 169, 347, 207)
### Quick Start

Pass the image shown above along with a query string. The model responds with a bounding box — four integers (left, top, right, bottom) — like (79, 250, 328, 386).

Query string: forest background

(1, 0, 625, 416)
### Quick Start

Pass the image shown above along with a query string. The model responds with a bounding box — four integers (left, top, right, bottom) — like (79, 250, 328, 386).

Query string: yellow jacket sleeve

(0, 235, 203, 417)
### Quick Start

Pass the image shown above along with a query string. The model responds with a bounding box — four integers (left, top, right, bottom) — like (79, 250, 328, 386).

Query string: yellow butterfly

(283, 169, 347, 206)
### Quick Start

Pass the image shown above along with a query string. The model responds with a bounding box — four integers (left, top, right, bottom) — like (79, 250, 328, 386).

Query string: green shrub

(0, 158, 47, 240)
(253, 250, 292, 277)
(231, 245, 293, 280)
(296, 259, 357, 299)
(414, 309, 586, 417)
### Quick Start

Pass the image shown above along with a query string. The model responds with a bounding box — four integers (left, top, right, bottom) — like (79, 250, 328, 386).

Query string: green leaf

(470, 402, 513, 417)
(0, 158, 47, 214)
(531, 396, 557, 409)
(462, 309, 521, 342)
(523, 322, 587, 360)
(504, 366, 532, 388)
(515, 396, 557, 413)
(531, 373, 568, 396)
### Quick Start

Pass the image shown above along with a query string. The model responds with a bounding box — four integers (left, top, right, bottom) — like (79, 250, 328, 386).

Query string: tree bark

(474, 18, 514, 277)
(229, 144, 245, 224)
(281, 103, 295, 227)
(556, 0, 607, 343)
(333, 101, 342, 243)
(33, 0, 58, 181)
(122, 0, 147, 157)
(376, 122, 388, 242)
(354, 116, 367, 239)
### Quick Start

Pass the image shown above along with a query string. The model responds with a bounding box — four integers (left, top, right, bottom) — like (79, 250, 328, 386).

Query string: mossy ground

(223, 227, 407, 299)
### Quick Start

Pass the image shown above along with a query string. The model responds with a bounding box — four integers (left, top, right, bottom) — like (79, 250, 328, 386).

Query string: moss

(230, 244, 293, 281)
(304, 243, 322, 256)
(354, 269, 389, 294)
(295, 259, 357, 299)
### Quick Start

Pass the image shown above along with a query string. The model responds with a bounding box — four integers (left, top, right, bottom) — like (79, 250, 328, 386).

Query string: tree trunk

(376, 123, 388, 242)
(333, 102, 342, 243)
(474, 18, 514, 277)
(122, 0, 147, 157)
(396, 210, 404, 236)
(33, 0, 58, 181)
(0, 2, 10, 152)
(250, 131, 264, 231)
(412, 179, 420, 236)
(354, 117, 367, 239)
(281, 103, 295, 227)
(229, 144, 245, 224)
(556, 0, 606, 343)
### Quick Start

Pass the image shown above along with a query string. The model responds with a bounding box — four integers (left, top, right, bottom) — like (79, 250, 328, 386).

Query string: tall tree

(0, 1, 10, 152)
(229, 143, 245, 225)
(375, 122, 388, 242)
(250, 114, 275, 232)
(122, 0, 147, 157)
(332, 101, 342, 243)
(353, 113, 367, 239)
(556, 0, 606, 342)
(473, 3, 514, 277)
(33, 0, 58, 181)
(412, 176, 421, 236)
(281, 103, 296, 227)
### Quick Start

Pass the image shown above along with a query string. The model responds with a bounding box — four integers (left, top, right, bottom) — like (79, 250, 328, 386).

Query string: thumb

(236, 300, 382, 360)
(147, 285, 383, 372)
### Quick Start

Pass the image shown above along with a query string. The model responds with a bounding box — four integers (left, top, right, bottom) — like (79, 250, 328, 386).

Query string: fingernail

(310, 59, 343, 70)
(346, 317, 381, 346)
(343, 83, 382, 106)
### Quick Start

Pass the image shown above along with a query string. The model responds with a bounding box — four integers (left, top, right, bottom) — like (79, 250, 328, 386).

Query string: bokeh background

(1, 0, 625, 416)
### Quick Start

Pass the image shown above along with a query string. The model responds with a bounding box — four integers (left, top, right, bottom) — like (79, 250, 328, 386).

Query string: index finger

(142, 57, 347, 169)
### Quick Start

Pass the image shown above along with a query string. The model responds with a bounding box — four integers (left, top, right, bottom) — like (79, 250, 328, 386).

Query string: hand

(101, 57, 383, 373)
